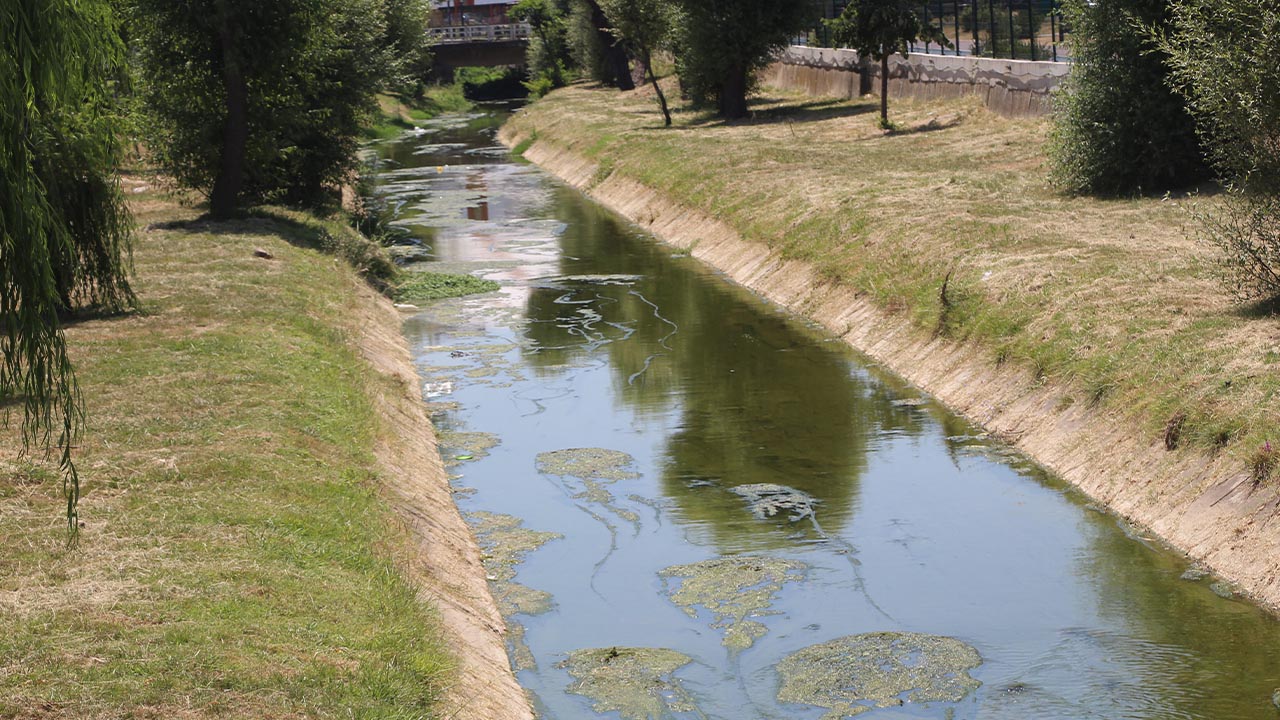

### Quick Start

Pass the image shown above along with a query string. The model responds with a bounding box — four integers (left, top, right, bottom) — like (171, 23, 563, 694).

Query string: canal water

(371, 108, 1280, 720)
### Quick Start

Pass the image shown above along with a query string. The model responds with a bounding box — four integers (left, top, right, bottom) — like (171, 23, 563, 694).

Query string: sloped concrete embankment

(354, 283, 533, 720)
(498, 125, 1280, 613)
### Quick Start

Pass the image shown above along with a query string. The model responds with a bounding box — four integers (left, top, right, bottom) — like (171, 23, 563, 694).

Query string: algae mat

(777, 632, 982, 718)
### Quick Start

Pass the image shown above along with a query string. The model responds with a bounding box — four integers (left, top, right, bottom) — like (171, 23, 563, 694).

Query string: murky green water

(372, 108, 1280, 720)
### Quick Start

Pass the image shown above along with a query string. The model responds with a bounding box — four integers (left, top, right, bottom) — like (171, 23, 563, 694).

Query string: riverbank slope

(0, 182, 529, 719)
(500, 83, 1280, 610)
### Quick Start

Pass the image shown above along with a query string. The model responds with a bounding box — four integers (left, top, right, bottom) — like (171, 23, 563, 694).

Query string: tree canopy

(125, 0, 433, 215)
(673, 0, 814, 119)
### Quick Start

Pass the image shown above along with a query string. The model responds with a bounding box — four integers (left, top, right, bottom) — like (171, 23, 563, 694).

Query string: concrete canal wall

(764, 45, 1069, 117)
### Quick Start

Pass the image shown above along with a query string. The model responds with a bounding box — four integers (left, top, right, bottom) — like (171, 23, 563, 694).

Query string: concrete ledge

(766, 45, 1069, 117)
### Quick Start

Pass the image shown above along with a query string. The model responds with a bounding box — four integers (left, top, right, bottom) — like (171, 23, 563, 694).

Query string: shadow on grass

(684, 97, 877, 128)
(1238, 295, 1280, 319)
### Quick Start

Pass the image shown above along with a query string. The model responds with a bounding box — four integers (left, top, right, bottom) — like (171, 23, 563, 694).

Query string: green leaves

(827, 0, 950, 61)
(2, 0, 135, 530)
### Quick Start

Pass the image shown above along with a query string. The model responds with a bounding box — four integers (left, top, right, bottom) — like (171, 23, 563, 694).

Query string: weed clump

(660, 556, 806, 651)
(776, 632, 982, 718)
(394, 271, 499, 302)
(560, 647, 697, 720)
(1251, 441, 1277, 485)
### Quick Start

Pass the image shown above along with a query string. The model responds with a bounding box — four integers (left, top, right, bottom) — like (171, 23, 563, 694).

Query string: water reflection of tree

(1050, 513, 1280, 720)
(523, 186, 935, 548)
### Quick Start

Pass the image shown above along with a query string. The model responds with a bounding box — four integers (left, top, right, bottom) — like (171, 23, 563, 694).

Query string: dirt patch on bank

(351, 285, 533, 720)
(498, 125, 1280, 613)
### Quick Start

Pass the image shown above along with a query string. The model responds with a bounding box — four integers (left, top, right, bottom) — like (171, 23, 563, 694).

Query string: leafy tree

(568, 0, 635, 90)
(382, 0, 436, 98)
(1158, 0, 1280, 300)
(127, 0, 423, 215)
(1048, 0, 1206, 195)
(673, 0, 814, 119)
(511, 0, 573, 96)
(601, 0, 675, 125)
(828, 0, 949, 127)
(3, 0, 136, 529)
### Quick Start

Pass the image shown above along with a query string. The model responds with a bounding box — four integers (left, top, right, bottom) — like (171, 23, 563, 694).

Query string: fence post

(953, 0, 962, 55)
(987, 0, 997, 57)
(1050, 0, 1058, 61)
(1027, 0, 1036, 60)
(1007, 0, 1016, 59)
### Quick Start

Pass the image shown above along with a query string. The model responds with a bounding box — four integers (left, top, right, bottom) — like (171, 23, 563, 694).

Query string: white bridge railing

(428, 23, 531, 45)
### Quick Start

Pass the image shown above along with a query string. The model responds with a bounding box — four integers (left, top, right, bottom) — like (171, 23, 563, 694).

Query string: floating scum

(561, 647, 702, 720)
(776, 632, 984, 718)
(659, 556, 806, 651)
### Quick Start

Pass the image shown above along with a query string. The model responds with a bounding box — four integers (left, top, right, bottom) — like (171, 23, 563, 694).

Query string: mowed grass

(506, 82, 1280, 466)
(0, 178, 452, 718)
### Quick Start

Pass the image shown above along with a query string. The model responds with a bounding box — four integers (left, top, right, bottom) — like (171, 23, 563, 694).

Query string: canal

(370, 108, 1280, 720)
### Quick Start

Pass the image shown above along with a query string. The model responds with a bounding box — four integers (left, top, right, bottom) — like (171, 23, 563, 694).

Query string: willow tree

(2, 0, 135, 529)
(1048, 0, 1206, 195)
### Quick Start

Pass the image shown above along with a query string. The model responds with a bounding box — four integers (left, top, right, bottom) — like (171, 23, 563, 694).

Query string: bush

(1159, 0, 1280, 299)
(1048, 0, 1206, 195)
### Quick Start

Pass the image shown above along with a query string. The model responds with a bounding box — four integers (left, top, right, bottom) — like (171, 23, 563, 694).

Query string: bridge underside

(432, 41, 527, 79)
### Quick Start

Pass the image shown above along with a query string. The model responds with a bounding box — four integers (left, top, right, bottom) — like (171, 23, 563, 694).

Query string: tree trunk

(210, 1, 247, 218)
(719, 64, 749, 120)
(879, 54, 889, 126)
(586, 0, 634, 91)
(643, 50, 670, 127)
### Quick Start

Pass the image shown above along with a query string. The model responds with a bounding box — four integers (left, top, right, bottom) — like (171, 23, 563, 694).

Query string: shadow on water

(521, 186, 939, 547)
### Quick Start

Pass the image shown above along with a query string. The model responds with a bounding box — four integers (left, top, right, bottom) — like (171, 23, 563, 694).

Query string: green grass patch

(394, 271, 500, 302)
(0, 183, 454, 717)
(365, 87, 473, 139)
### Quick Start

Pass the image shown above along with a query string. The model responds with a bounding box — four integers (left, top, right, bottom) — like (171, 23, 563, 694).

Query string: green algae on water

(537, 448, 642, 523)
(440, 430, 499, 466)
(468, 512, 562, 670)
(660, 556, 806, 651)
(776, 632, 982, 719)
(731, 483, 817, 522)
(537, 448, 640, 481)
(393, 271, 499, 302)
(560, 647, 698, 720)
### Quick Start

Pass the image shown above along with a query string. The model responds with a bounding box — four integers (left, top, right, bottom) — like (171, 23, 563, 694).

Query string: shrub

(1048, 0, 1207, 195)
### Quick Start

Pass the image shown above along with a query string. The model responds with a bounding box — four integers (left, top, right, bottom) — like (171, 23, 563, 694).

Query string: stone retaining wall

(764, 45, 1069, 117)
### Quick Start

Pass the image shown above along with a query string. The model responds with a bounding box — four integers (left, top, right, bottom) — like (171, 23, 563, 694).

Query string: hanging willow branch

(2, 0, 135, 533)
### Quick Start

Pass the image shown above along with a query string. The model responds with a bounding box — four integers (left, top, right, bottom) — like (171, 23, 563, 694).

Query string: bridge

(429, 23, 531, 78)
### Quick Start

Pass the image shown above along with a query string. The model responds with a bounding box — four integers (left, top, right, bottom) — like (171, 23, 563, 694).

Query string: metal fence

(427, 23, 532, 45)
(800, 0, 1072, 63)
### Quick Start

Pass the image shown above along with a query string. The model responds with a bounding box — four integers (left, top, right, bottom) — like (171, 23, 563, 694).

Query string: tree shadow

(1237, 295, 1280, 319)
(684, 97, 876, 128)
(59, 305, 147, 328)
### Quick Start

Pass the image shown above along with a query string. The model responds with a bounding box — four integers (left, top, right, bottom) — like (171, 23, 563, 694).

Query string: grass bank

(504, 82, 1279, 475)
(366, 88, 473, 140)
(0, 181, 454, 717)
